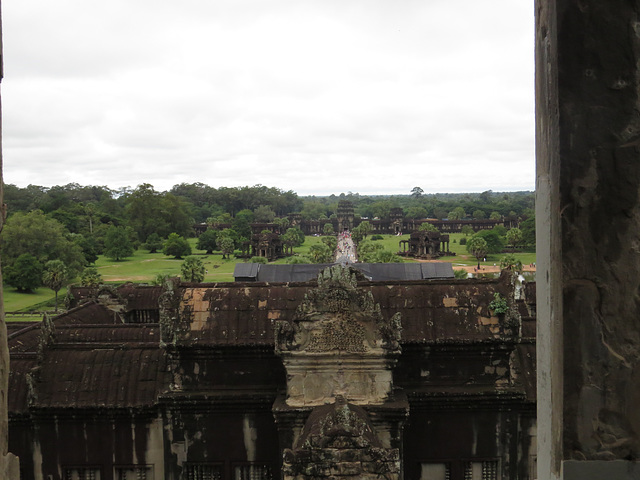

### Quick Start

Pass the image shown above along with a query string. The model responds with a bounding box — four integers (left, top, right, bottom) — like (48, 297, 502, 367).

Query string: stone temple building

(5, 3, 640, 480)
(7, 267, 536, 480)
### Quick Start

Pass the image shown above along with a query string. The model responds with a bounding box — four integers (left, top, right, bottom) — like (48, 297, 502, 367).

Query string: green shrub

(489, 293, 509, 315)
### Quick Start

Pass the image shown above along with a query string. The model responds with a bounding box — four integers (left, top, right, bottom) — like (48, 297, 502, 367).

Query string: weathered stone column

(537, 1, 640, 478)
(273, 266, 407, 479)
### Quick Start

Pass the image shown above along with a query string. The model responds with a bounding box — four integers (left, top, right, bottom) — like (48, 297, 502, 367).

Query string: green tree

(351, 228, 364, 245)
(467, 236, 489, 268)
(490, 211, 502, 220)
(73, 234, 99, 264)
(4, 253, 43, 292)
(472, 209, 485, 220)
(218, 228, 241, 249)
(181, 256, 206, 282)
(126, 184, 193, 241)
(217, 235, 236, 259)
(125, 183, 165, 241)
(372, 250, 402, 263)
(411, 186, 424, 198)
(357, 241, 383, 262)
(500, 254, 523, 272)
(454, 269, 468, 279)
(461, 225, 475, 236)
(506, 228, 523, 250)
(286, 255, 312, 264)
(321, 236, 337, 252)
(196, 229, 218, 254)
(433, 207, 448, 220)
(232, 209, 254, 240)
(284, 227, 304, 246)
(253, 205, 276, 223)
(473, 229, 505, 254)
(521, 214, 536, 247)
(42, 259, 69, 313)
(104, 225, 135, 261)
(323, 223, 335, 236)
(84, 202, 97, 234)
(358, 221, 372, 239)
(300, 200, 329, 220)
(447, 207, 466, 220)
(1, 210, 86, 277)
(282, 228, 303, 255)
(80, 266, 102, 287)
(163, 233, 192, 259)
(273, 217, 290, 233)
(142, 233, 164, 253)
(250, 256, 268, 264)
(406, 206, 428, 219)
(370, 201, 392, 220)
(309, 244, 333, 264)
(419, 222, 439, 233)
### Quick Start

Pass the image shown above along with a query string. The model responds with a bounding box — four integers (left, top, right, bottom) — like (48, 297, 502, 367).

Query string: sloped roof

(55, 301, 122, 325)
(8, 273, 535, 414)
(7, 303, 168, 412)
(9, 357, 36, 414)
(177, 275, 512, 346)
(68, 285, 163, 312)
(8, 323, 41, 354)
(233, 262, 454, 283)
(36, 334, 168, 409)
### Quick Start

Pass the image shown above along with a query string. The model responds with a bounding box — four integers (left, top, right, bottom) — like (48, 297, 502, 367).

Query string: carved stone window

(184, 463, 223, 480)
(463, 461, 498, 480)
(233, 463, 272, 480)
(115, 465, 153, 480)
(64, 467, 101, 480)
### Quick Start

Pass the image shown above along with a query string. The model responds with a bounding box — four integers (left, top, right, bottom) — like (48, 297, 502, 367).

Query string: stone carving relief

(275, 265, 401, 356)
(275, 265, 402, 407)
(282, 396, 400, 480)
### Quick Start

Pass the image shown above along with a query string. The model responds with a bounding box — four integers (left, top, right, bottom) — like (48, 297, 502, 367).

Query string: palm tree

(466, 237, 488, 269)
(42, 260, 68, 313)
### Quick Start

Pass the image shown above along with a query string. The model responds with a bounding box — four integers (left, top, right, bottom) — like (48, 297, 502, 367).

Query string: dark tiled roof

(177, 277, 514, 346)
(117, 285, 163, 311)
(36, 344, 169, 408)
(9, 357, 36, 414)
(68, 285, 163, 312)
(179, 283, 308, 346)
(8, 323, 41, 354)
(8, 316, 167, 412)
(54, 324, 161, 344)
(8, 274, 535, 414)
(55, 301, 122, 325)
(233, 263, 454, 283)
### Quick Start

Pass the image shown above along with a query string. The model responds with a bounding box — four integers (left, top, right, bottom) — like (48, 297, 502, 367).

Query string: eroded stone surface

(282, 397, 400, 480)
(275, 265, 401, 406)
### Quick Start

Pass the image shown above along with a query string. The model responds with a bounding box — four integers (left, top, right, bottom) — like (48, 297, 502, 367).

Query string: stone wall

(536, 1, 640, 478)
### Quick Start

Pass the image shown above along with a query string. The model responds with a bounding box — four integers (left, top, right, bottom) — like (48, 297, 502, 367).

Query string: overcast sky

(2, 0, 534, 196)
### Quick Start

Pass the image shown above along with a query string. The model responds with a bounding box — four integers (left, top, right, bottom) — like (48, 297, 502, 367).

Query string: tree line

(1, 182, 534, 295)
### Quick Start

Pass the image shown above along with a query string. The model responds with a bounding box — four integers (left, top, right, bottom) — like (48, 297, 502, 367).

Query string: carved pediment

(282, 396, 400, 479)
(275, 265, 401, 355)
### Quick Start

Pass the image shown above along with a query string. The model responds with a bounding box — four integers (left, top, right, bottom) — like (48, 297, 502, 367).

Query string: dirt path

(336, 232, 357, 263)
(415, 255, 537, 274)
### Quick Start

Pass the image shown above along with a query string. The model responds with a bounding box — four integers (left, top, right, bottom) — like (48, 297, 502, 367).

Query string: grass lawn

(3, 233, 536, 315)
(4, 286, 68, 320)
(443, 233, 536, 267)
